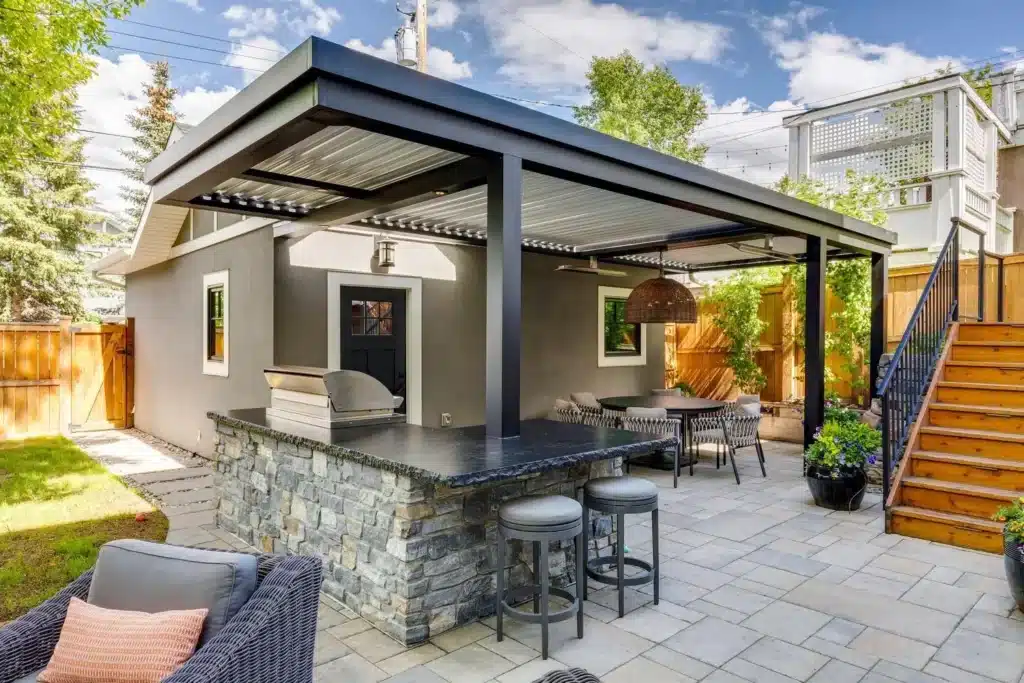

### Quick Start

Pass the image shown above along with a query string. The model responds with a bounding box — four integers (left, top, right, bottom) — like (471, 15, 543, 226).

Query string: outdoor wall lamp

(376, 236, 398, 268)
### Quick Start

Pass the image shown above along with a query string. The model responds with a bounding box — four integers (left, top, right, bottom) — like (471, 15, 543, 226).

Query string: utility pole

(416, 0, 427, 73)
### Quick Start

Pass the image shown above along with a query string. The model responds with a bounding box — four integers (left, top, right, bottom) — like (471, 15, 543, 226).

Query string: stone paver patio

(77, 432, 1024, 683)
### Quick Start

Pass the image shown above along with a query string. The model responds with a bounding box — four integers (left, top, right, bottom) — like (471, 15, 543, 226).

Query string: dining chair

(620, 406, 682, 488)
(689, 402, 766, 484)
(569, 391, 603, 414)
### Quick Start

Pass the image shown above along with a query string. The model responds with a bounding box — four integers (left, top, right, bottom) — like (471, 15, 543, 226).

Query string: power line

(114, 17, 286, 55)
(105, 29, 279, 63)
(76, 129, 135, 140)
(105, 43, 262, 71)
(21, 158, 132, 172)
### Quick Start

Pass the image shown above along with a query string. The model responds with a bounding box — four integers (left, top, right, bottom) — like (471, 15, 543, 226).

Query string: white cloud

(752, 6, 959, 105)
(171, 0, 203, 12)
(76, 54, 239, 214)
(284, 0, 341, 36)
(475, 0, 730, 87)
(696, 98, 798, 188)
(223, 35, 286, 84)
(345, 38, 473, 80)
(222, 5, 278, 38)
(429, 0, 460, 28)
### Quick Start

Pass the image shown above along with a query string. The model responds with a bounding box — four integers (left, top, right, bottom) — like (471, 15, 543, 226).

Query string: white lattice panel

(964, 105, 985, 158)
(810, 98, 932, 184)
(965, 150, 986, 188)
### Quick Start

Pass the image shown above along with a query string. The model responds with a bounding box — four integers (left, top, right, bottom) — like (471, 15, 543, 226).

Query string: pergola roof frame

(144, 37, 896, 266)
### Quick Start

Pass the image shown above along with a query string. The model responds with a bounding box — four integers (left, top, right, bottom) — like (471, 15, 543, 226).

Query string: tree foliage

(704, 268, 781, 393)
(0, 0, 142, 174)
(0, 136, 101, 321)
(119, 61, 178, 228)
(775, 170, 889, 401)
(574, 51, 708, 164)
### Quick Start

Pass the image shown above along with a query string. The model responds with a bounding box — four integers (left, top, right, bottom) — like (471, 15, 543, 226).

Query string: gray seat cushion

(625, 406, 668, 419)
(738, 402, 760, 417)
(87, 539, 258, 645)
(499, 495, 582, 529)
(12, 669, 43, 683)
(585, 476, 658, 502)
(570, 392, 603, 410)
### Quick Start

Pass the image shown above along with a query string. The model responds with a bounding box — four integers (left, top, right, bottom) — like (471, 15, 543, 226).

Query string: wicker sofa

(0, 552, 323, 683)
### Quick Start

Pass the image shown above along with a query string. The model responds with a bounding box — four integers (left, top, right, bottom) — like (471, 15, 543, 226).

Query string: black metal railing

(877, 220, 964, 504)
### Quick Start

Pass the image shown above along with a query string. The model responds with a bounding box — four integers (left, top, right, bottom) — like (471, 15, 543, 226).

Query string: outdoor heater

(264, 366, 404, 428)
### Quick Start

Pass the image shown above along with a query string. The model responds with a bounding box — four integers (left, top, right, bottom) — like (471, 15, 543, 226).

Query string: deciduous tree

(574, 51, 708, 164)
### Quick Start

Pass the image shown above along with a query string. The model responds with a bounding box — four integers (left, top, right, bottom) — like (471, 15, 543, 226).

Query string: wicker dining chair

(620, 407, 683, 488)
(689, 403, 766, 485)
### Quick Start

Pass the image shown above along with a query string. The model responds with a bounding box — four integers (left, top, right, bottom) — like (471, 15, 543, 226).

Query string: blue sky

(78, 0, 1024, 212)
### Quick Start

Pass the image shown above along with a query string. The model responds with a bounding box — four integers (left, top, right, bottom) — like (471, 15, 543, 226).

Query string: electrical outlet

(440, 413, 453, 427)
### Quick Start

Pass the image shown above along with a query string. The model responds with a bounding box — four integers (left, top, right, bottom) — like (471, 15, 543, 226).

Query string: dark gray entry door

(339, 287, 407, 411)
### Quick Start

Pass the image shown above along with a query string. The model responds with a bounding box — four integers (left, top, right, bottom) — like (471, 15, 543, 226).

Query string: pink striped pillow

(39, 597, 207, 683)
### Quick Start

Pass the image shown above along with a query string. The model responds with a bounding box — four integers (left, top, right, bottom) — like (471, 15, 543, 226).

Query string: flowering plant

(994, 498, 1024, 545)
(804, 420, 881, 476)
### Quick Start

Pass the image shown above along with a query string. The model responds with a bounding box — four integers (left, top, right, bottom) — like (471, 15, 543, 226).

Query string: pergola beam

(238, 168, 374, 199)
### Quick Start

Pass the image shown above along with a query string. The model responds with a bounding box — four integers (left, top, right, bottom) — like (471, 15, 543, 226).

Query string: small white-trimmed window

(203, 270, 229, 376)
(598, 286, 647, 368)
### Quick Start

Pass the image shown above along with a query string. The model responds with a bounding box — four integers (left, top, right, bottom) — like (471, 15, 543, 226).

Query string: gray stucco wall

(274, 232, 664, 428)
(126, 226, 274, 456)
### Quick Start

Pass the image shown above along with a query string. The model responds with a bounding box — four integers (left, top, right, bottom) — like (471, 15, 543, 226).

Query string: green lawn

(0, 437, 168, 622)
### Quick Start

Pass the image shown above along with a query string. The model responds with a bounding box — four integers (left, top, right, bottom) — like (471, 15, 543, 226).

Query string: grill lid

(263, 366, 396, 413)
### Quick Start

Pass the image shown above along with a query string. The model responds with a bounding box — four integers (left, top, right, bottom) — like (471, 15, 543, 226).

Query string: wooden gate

(0, 319, 133, 439)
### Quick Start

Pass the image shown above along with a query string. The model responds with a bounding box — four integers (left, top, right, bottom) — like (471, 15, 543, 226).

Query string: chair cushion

(38, 597, 206, 683)
(499, 495, 582, 529)
(87, 539, 258, 645)
(739, 402, 760, 417)
(625, 406, 668, 419)
(554, 398, 581, 413)
(570, 392, 602, 410)
(585, 476, 658, 502)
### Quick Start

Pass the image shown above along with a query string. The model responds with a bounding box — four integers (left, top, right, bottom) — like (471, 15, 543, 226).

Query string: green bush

(805, 420, 881, 476)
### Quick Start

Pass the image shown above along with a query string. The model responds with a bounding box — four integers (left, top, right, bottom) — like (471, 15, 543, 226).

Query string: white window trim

(598, 285, 647, 368)
(203, 270, 229, 377)
(327, 271, 422, 426)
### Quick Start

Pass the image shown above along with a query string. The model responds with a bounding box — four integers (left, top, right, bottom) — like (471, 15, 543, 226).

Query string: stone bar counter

(208, 408, 674, 645)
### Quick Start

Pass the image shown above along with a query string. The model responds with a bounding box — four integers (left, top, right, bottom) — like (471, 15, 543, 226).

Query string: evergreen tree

(120, 61, 179, 227)
(0, 135, 100, 321)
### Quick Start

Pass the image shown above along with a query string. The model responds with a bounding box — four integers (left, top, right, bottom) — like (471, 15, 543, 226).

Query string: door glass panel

(380, 318, 393, 335)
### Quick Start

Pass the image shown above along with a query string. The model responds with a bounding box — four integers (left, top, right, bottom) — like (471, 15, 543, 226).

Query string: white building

(783, 74, 1015, 265)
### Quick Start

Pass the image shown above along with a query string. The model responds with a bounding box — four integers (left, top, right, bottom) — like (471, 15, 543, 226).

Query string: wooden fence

(666, 254, 1024, 405)
(0, 319, 133, 439)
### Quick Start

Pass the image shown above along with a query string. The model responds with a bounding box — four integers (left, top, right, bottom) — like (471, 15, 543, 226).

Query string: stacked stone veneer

(212, 421, 619, 645)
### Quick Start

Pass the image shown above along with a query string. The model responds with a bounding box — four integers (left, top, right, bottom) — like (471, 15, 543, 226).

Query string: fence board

(0, 319, 132, 439)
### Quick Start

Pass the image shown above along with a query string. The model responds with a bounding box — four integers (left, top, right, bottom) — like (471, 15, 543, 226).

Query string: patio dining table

(598, 395, 727, 471)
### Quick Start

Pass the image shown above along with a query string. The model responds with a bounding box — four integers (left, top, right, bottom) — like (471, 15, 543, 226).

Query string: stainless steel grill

(264, 365, 404, 428)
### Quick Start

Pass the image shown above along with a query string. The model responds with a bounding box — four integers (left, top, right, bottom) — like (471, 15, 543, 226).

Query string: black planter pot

(1004, 534, 1024, 612)
(805, 465, 867, 511)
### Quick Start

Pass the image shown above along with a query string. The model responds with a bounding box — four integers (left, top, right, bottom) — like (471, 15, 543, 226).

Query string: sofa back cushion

(87, 539, 258, 644)
(38, 597, 206, 683)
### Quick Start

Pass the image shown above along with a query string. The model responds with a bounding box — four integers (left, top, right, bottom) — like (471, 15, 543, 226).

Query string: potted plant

(994, 498, 1024, 611)
(804, 417, 881, 511)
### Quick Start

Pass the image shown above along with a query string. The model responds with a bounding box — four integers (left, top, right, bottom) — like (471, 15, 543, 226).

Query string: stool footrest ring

(501, 586, 579, 625)
(586, 555, 655, 588)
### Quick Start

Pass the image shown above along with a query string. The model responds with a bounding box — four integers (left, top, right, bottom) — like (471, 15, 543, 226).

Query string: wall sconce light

(376, 236, 398, 268)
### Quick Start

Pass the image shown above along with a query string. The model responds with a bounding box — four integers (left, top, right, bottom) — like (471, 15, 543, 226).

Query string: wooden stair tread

(920, 425, 1024, 443)
(930, 402, 1024, 417)
(890, 505, 1004, 533)
(961, 323, 1024, 327)
(954, 341, 1024, 347)
(937, 381, 1024, 392)
(945, 361, 1024, 368)
(902, 476, 1019, 501)
(912, 450, 1024, 471)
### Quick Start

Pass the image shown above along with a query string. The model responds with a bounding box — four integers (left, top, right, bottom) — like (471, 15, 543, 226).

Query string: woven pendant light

(624, 250, 697, 324)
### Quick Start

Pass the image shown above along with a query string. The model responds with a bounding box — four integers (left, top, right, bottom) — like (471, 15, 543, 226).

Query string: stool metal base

(502, 585, 579, 624)
(586, 555, 655, 588)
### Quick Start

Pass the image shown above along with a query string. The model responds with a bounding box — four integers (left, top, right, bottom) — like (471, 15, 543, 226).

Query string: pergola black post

(804, 235, 827, 449)
(486, 154, 523, 439)
(869, 252, 888, 398)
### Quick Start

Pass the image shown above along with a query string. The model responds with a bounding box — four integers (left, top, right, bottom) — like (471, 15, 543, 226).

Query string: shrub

(824, 399, 861, 427)
(805, 420, 881, 476)
(995, 498, 1024, 545)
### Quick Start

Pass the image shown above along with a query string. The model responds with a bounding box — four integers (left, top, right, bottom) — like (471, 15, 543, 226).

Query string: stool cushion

(585, 476, 658, 502)
(499, 495, 582, 529)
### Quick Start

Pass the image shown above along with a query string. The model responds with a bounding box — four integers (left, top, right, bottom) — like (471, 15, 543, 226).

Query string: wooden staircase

(888, 322, 1024, 553)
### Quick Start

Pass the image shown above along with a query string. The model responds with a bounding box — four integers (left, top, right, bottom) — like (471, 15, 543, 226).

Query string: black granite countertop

(208, 409, 676, 487)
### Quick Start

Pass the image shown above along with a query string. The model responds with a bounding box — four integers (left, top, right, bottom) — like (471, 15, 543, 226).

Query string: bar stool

(496, 495, 585, 660)
(581, 476, 659, 618)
